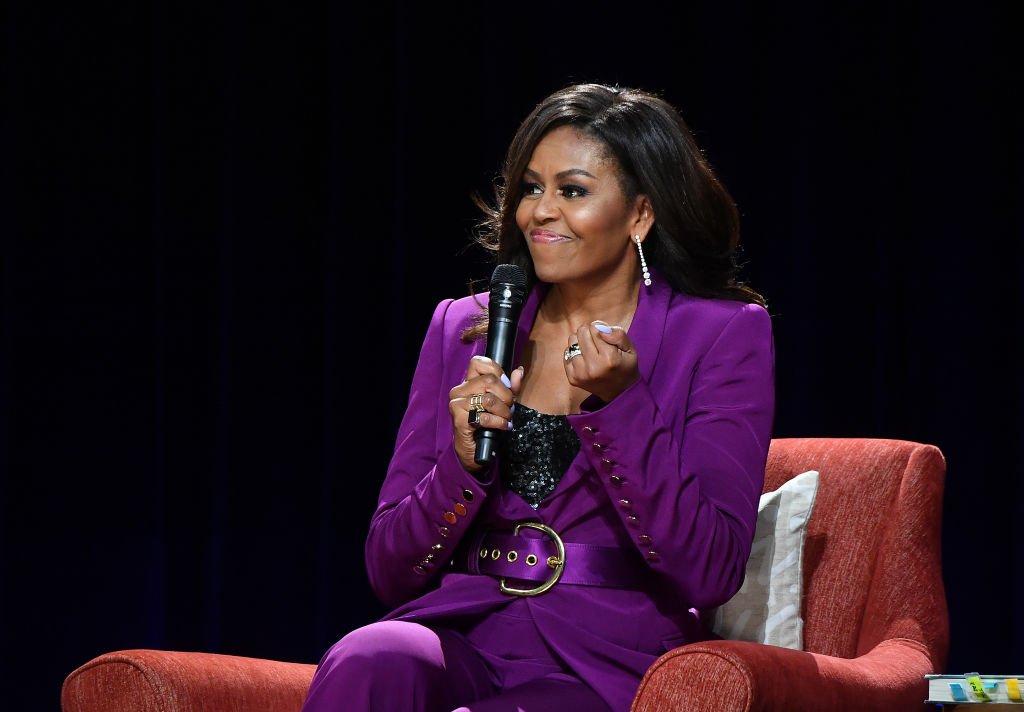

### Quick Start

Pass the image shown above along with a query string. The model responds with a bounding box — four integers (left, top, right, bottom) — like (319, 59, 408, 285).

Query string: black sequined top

(498, 403, 581, 508)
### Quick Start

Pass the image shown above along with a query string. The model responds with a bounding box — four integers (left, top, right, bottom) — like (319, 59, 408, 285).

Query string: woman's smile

(529, 229, 572, 243)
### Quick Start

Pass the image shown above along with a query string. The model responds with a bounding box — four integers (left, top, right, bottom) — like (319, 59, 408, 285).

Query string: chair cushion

(702, 469, 819, 649)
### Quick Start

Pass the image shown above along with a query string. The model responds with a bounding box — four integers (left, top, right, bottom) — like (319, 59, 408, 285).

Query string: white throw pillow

(703, 469, 820, 649)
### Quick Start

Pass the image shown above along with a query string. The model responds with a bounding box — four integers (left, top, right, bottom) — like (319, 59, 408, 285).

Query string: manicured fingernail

(500, 373, 511, 388)
(507, 421, 514, 430)
(594, 323, 612, 334)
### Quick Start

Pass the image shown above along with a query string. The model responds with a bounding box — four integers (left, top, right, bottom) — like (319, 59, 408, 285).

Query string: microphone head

(490, 263, 527, 289)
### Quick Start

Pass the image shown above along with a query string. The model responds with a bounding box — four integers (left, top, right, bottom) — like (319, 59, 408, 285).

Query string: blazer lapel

(512, 281, 547, 370)
(626, 271, 671, 385)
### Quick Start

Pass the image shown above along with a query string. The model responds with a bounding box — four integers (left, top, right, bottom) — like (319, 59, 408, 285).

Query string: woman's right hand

(449, 357, 523, 473)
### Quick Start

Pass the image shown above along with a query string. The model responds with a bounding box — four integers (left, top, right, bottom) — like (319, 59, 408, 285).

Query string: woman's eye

(559, 184, 589, 199)
(521, 182, 542, 196)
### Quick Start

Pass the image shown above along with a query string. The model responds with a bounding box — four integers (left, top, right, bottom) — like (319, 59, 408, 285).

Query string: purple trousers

(301, 606, 614, 712)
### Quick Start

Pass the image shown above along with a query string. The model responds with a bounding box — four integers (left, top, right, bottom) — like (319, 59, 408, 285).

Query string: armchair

(62, 438, 948, 712)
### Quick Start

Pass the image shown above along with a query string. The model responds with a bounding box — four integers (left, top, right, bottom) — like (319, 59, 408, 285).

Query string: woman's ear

(631, 195, 655, 241)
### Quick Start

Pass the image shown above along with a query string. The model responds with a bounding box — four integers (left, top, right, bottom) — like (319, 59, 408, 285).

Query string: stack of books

(926, 674, 1023, 708)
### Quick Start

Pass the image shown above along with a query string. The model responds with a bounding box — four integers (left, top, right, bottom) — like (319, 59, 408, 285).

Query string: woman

(302, 83, 774, 712)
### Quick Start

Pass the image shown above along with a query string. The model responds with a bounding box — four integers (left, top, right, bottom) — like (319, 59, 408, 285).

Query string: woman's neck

(540, 274, 641, 333)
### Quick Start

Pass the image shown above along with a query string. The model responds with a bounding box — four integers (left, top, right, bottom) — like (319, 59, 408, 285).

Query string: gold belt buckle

(499, 522, 566, 597)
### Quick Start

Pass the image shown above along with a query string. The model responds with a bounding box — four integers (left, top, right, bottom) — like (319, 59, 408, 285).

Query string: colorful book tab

(1008, 677, 1022, 702)
(948, 682, 968, 702)
(966, 673, 992, 702)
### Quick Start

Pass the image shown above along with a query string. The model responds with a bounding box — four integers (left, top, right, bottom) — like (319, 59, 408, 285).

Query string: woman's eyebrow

(522, 167, 598, 180)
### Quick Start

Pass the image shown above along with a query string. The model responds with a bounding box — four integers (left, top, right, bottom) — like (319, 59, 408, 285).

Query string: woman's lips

(530, 229, 571, 243)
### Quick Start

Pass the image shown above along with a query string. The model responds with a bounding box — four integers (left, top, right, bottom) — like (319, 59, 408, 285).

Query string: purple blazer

(366, 276, 775, 710)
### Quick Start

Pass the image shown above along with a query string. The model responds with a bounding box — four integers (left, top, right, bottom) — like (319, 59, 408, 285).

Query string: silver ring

(563, 343, 582, 361)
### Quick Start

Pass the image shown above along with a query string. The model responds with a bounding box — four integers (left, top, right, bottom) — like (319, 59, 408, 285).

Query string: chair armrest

(630, 637, 936, 712)
(61, 649, 316, 712)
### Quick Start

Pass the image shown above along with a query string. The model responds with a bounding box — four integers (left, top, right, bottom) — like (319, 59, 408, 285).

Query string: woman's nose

(533, 188, 559, 222)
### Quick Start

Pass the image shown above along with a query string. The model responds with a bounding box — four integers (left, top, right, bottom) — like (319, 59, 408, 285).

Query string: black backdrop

(2, 2, 1022, 708)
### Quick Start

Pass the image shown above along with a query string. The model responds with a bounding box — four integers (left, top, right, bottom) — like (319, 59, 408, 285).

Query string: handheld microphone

(474, 263, 527, 467)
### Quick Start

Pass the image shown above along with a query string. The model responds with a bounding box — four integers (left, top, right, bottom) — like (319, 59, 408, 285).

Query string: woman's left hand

(563, 321, 640, 403)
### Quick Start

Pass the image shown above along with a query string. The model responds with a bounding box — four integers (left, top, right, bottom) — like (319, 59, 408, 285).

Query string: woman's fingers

(564, 321, 639, 402)
(449, 357, 520, 472)
(465, 354, 501, 378)
(453, 357, 515, 409)
(509, 365, 525, 395)
(449, 356, 516, 431)
(455, 389, 513, 422)
(566, 322, 632, 370)
(593, 321, 635, 354)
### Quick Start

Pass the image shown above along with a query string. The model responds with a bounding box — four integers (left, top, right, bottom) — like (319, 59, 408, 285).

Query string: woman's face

(515, 126, 645, 288)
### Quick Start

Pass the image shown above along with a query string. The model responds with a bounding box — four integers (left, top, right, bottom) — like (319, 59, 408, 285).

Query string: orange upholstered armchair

(62, 438, 949, 712)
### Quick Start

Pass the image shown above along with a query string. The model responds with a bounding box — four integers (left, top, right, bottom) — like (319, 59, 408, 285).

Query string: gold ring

(563, 343, 582, 361)
(469, 393, 486, 412)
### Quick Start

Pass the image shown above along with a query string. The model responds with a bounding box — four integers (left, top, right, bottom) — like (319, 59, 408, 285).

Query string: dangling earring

(634, 235, 652, 287)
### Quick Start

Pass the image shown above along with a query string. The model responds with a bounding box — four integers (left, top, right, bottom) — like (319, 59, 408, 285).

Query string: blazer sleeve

(363, 299, 495, 608)
(571, 303, 775, 609)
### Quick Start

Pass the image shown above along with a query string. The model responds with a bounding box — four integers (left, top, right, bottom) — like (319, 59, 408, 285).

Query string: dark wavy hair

(473, 83, 765, 308)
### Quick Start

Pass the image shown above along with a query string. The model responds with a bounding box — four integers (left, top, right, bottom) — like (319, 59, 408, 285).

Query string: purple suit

(304, 277, 774, 711)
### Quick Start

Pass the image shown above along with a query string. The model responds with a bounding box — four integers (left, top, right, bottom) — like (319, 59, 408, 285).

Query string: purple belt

(462, 521, 647, 597)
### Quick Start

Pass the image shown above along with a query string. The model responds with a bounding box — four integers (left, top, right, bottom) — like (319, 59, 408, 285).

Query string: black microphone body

(474, 264, 527, 467)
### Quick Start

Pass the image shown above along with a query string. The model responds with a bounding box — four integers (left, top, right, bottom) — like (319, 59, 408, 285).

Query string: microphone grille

(491, 263, 527, 288)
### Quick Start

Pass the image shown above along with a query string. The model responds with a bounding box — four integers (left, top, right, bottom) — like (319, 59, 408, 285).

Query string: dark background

(2, 1, 1021, 708)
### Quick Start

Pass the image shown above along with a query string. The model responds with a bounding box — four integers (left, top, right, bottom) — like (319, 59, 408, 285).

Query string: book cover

(929, 705, 1023, 710)
(925, 674, 1023, 704)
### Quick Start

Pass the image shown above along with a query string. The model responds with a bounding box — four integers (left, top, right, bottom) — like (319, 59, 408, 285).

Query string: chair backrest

(764, 438, 949, 667)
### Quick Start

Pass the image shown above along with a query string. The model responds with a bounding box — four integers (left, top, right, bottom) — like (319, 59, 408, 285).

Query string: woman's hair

(474, 82, 765, 307)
